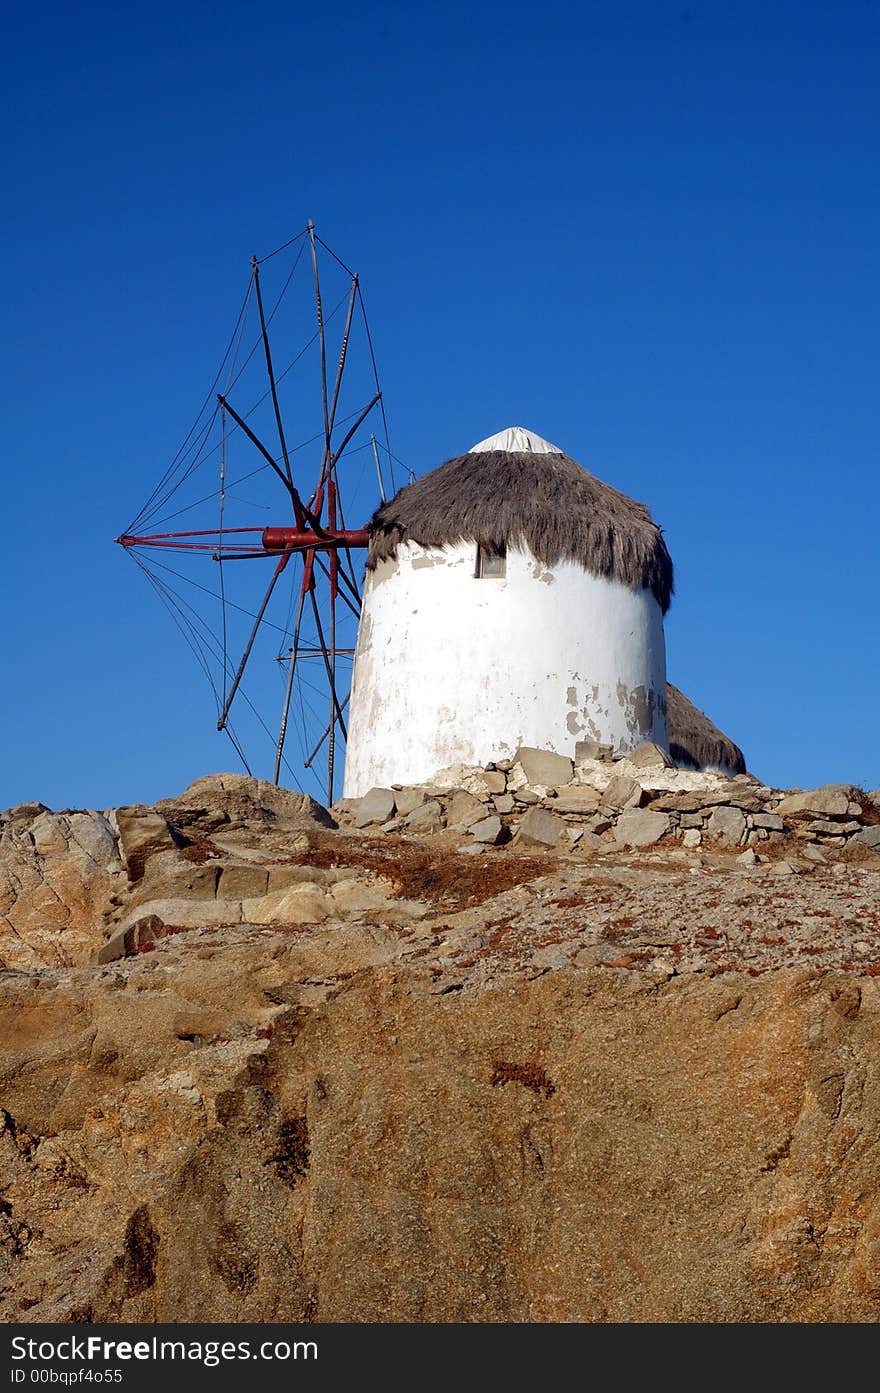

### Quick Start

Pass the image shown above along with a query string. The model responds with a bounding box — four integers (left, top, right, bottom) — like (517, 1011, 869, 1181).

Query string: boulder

(752, 813, 783, 831)
(808, 820, 862, 836)
(66, 813, 121, 872)
(682, 828, 702, 849)
(403, 800, 444, 833)
(707, 806, 747, 846)
(96, 913, 164, 964)
(354, 788, 397, 828)
(115, 808, 182, 881)
(578, 831, 606, 851)
(394, 788, 428, 818)
(801, 844, 827, 864)
(482, 771, 507, 795)
(493, 794, 515, 814)
(515, 807, 564, 849)
(601, 775, 643, 811)
(553, 788, 602, 816)
(513, 748, 574, 789)
(614, 809, 670, 848)
(165, 773, 336, 830)
(470, 816, 504, 845)
(775, 786, 853, 819)
(851, 826, 880, 850)
(447, 791, 486, 829)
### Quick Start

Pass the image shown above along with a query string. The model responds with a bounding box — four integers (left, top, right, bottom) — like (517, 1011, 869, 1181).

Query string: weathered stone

(141, 859, 219, 900)
(403, 800, 443, 833)
(247, 883, 329, 924)
(680, 813, 704, 828)
(615, 808, 670, 848)
(514, 790, 539, 806)
(458, 843, 484, 856)
(266, 864, 329, 893)
(707, 806, 747, 846)
(650, 792, 714, 813)
(515, 807, 565, 849)
(775, 787, 853, 819)
(553, 788, 602, 816)
(354, 788, 397, 828)
(513, 747, 574, 789)
(482, 771, 507, 795)
(601, 774, 642, 811)
(801, 844, 827, 864)
(115, 808, 181, 881)
(495, 759, 513, 773)
(470, 816, 504, 846)
(30, 813, 69, 856)
(217, 864, 269, 899)
(5, 801, 49, 820)
(446, 791, 486, 829)
(735, 848, 757, 868)
(585, 815, 613, 835)
(394, 788, 428, 818)
(682, 828, 702, 849)
(850, 825, 880, 849)
(578, 831, 606, 851)
(66, 813, 121, 871)
(96, 913, 164, 964)
(752, 813, 784, 831)
(627, 742, 672, 769)
(575, 740, 613, 763)
(493, 794, 515, 815)
(808, 820, 862, 836)
(329, 880, 395, 915)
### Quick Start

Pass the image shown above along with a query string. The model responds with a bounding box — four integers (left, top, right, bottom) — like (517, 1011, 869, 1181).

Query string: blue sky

(3, 0, 878, 810)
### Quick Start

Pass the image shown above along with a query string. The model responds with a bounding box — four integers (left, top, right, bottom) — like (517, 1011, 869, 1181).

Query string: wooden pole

(308, 220, 331, 514)
(371, 433, 387, 503)
(218, 549, 291, 731)
(252, 256, 296, 499)
(273, 554, 313, 785)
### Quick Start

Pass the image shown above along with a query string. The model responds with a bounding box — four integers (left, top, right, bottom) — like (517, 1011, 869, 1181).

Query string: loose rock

(515, 807, 565, 849)
(354, 788, 398, 828)
(513, 747, 574, 789)
(615, 808, 670, 848)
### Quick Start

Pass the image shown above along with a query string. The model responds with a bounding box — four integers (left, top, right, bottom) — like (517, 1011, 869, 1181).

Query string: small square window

(476, 542, 507, 578)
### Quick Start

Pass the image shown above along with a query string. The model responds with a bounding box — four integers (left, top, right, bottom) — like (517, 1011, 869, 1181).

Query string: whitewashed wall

(343, 540, 668, 797)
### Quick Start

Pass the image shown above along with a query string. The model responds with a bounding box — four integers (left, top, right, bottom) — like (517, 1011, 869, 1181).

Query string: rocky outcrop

(1, 765, 880, 1323)
(0, 807, 124, 970)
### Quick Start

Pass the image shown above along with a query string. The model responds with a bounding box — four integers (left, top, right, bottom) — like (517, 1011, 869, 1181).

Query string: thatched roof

(367, 427, 674, 613)
(666, 683, 746, 774)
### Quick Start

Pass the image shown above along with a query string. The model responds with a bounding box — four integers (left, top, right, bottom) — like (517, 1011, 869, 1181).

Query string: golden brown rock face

(1, 773, 880, 1323)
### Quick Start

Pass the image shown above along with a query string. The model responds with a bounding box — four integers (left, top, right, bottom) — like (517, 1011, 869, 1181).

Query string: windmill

(116, 223, 399, 806)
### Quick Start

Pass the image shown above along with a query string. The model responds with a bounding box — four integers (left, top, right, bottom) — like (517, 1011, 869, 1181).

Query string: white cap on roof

(468, 425, 562, 455)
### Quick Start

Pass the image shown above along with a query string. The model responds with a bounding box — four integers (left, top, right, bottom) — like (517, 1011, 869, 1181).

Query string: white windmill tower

(342, 426, 675, 796)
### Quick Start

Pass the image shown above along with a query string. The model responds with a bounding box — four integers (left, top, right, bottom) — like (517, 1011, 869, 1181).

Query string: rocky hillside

(2, 753, 880, 1322)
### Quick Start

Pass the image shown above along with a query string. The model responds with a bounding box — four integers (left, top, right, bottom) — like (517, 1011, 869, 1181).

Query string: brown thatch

(666, 683, 746, 774)
(367, 450, 674, 613)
